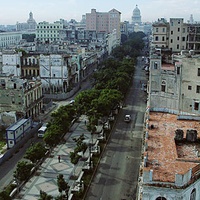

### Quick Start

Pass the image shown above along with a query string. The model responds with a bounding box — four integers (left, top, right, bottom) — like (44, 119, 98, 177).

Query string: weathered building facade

(0, 74, 43, 125)
(149, 48, 200, 116)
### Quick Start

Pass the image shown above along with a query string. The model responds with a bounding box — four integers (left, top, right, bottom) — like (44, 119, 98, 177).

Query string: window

(178, 27, 180, 32)
(156, 197, 167, 200)
(162, 36, 165, 41)
(198, 68, 200, 76)
(156, 28, 158, 32)
(188, 85, 192, 90)
(177, 44, 179, 49)
(171, 39, 173, 43)
(155, 36, 159, 41)
(171, 31, 173, 34)
(196, 85, 200, 93)
(161, 80, 166, 92)
(162, 28, 165, 32)
(154, 62, 158, 69)
(177, 36, 179, 41)
(194, 102, 199, 111)
(183, 28, 185, 33)
(177, 67, 180, 74)
(190, 188, 196, 200)
(182, 37, 185, 41)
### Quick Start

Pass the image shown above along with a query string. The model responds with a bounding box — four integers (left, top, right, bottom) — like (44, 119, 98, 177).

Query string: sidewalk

(15, 115, 92, 200)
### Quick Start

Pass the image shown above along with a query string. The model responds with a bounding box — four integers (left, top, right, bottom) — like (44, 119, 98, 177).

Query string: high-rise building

(86, 8, 121, 43)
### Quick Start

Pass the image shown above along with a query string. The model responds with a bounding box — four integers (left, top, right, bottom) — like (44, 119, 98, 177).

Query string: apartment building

(39, 54, 70, 93)
(36, 21, 63, 43)
(138, 48, 200, 199)
(0, 32, 22, 48)
(20, 54, 40, 79)
(151, 18, 168, 49)
(86, 8, 121, 43)
(107, 29, 118, 55)
(0, 74, 43, 125)
(168, 18, 188, 52)
(174, 53, 200, 115)
(151, 18, 199, 53)
(1, 50, 22, 77)
(149, 48, 200, 116)
(187, 24, 200, 51)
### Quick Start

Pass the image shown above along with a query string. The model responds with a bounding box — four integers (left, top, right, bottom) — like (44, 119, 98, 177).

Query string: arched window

(161, 80, 166, 92)
(156, 197, 167, 200)
(190, 188, 196, 200)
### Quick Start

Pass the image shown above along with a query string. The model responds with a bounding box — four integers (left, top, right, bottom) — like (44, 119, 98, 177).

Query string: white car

(124, 114, 131, 122)
(69, 99, 75, 105)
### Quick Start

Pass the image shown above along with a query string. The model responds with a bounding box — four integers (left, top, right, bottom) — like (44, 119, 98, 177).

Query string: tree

(50, 105, 71, 133)
(57, 174, 70, 198)
(70, 151, 81, 166)
(73, 134, 87, 153)
(25, 142, 46, 163)
(22, 33, 36, 42)
(38, 190, 53, 200)
(0, 191, 11, 200)
(75, 89, 100, 115)
(44, 104, 77, 148)
(43, 128, 61, 148)
(14, 161, 34, 182)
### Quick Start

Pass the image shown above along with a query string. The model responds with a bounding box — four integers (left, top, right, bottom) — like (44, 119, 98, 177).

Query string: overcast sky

(1, 0, 200, 25)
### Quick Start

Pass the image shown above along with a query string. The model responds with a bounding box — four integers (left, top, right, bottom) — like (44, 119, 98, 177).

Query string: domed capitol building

(130, 5, 151, 34)
(132, 5, 142, 25)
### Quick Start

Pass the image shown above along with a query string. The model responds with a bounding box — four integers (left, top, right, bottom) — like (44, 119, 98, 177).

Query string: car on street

(124, 114, 131, 122)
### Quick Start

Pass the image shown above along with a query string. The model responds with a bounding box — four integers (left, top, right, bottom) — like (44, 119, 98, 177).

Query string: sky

(1, 0, 200, 25)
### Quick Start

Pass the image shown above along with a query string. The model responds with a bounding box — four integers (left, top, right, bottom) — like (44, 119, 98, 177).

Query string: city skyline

(0, 0, 200, 25)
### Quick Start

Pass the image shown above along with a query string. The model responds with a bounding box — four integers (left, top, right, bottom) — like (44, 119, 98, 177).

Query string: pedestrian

(58, 155, 61, 163)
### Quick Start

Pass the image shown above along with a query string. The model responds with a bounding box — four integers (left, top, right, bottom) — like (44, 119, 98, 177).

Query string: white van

(38, 125, 47, 138)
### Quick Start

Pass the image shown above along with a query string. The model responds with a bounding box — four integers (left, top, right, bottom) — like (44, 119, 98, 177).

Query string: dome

(133, 5, 141, 15)
(132, 5, 141, 24)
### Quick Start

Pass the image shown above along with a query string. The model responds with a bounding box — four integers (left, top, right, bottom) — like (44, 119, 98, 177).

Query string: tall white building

(36, 21, 63, 43)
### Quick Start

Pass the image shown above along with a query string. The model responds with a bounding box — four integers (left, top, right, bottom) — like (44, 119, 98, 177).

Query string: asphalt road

(85, 57, 148, 200)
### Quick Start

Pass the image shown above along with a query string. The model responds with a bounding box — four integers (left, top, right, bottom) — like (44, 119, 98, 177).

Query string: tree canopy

(25, 142, 46, 163)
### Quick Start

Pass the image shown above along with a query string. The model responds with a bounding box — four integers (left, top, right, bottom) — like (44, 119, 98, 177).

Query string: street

(85, 57, 147, 200)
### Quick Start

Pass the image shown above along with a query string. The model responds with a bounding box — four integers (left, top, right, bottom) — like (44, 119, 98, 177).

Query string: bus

(38, 125, 47, 138)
